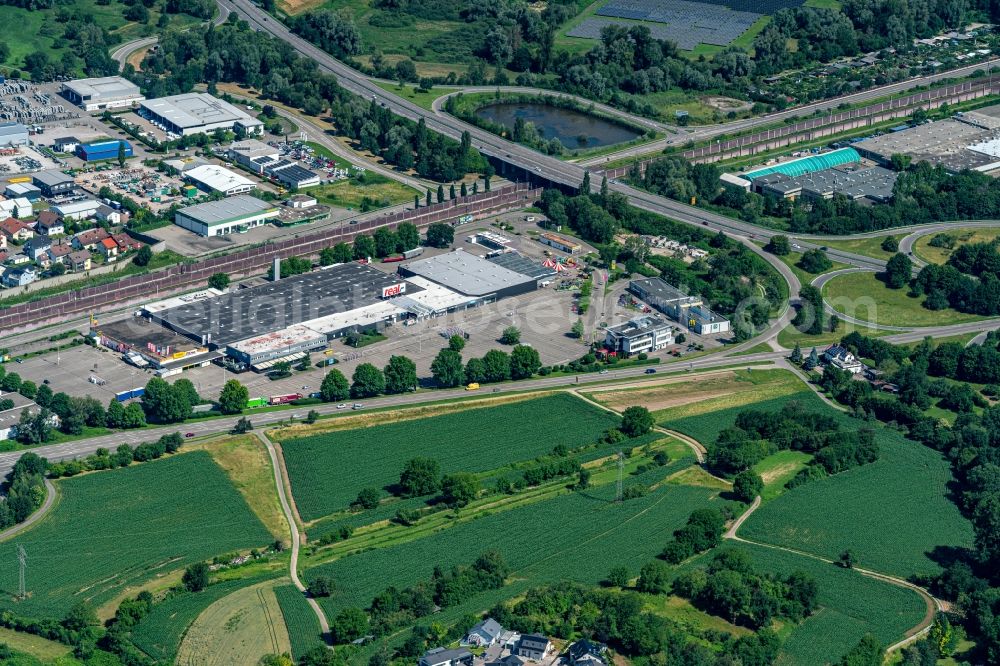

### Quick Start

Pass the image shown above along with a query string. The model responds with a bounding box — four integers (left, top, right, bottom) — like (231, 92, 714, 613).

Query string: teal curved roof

(745, 148, 861, 180)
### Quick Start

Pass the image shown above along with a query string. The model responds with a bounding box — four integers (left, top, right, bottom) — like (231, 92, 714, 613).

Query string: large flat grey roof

(32, 170, 75, 187)
(175, 195, 277, 226)
(402, 249, 534, 296)
(150, 263, 418, 345)
(63, 76, 141, 100)
(630, 277, 698, 303)
(140, 93, 257, 129)
(487, 252, 557, 281)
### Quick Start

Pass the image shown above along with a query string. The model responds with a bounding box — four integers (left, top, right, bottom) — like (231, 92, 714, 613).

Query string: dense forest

(139, 19, 485, 182)
(819, 331, 1000, 663)
(911, 238, 1000, 316)
(635, 157, 1000, 235)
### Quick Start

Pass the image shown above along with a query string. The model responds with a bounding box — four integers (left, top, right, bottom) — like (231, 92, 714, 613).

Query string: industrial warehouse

(103, 247, 561, 372)
(723, 148, 898, 204)
(173, 195, 280, 237)
(138, 92, 264, 137)
(855, 103, 1000, 173)
(629, 277, 731, 334)
(60, 76, 145, 111)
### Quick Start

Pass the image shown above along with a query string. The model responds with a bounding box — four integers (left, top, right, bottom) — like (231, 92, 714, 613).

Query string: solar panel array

(568, 0, 766, 49)
(683, 0, 805, 14)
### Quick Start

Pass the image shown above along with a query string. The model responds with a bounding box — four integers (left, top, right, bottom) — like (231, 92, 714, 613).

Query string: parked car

(336, 403, 347, 409)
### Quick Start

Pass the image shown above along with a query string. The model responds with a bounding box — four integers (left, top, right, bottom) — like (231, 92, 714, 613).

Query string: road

(110, 1, 230, 69)
(0, 352, 787, 477)
(0, 479, 55, 542)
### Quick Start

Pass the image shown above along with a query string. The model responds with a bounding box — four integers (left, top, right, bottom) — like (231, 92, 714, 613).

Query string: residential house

(72, 228, 111, 251)
(2, 266, 36, 287)
(515, 635, 551, 661)
(823, 345, 864, 375)
(112, 233, 142, 253)
(0, 232, 7, 251)
(488, 656, 528, 666)
(464, 618, 503, 647)
(23, 237, 52, 262)
(34, 211, 65, 237)
(67, 250, 92, 272)
(98, 237, 119, 261)
(419, 647, 474, 666)
(4, 252, 29, 266)
(568, 640, 608, 666)
(95, 204, 124, 225)
(47, 242, 73, 265)
(0, 217, 32, 242)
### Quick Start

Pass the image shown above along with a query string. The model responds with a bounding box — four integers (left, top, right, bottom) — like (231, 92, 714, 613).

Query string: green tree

(804, 347, 819, 370)
(448, 334, 465, 352)
(441, 472, 479, 508)
(354, 487, 381, 510)
(510, 344, 541, 380)
(881, 236, 899, 252)
(437, 184, 445, 203)
(570, 319, 585, 339)
(351, 363, 385, 398)
(141, 377, 191, 424)
(353, 234, 376, 260)
(884, 253, 913, 289)
(133, 245, 152, 267)
(431, 349, 465, 388)
(320, 368, 350, 402)
(62, 601, 98, 632)
(123, 403, 147, 428)
(637, 560, 670, 594)
(396, 222, 419, 251)
(384, 355, 417, 394)
(399, 457, 440, 497)
(766, 235, 791, 255)
(208, 273, 230, 290)
(790, 342, 803, 364)
(174, 378, 200, 407)
(182, 562, 209, 592)
(1, 372, 21, 392)
(798, 249, 832, 274)
(464, 357, 486, 383)
(232, 416, 253, 434)
(373, 227, 397, 258)
(837, 634, 883, 666)
(218, 379, 249, 415)
(838, 549, 857, 569)
(330, 607, 369, 644)
(500, 326, 521, 345)
(308, 576, 333, 597)
(621, 406, 654, 437)
(426, 223, 454, 248)
(732, 470, 763, 502)
(106, 399, 125, 429)
(117, 141, 127, 167)
(34, 384, 52, 408)
(18, 380, 35, 399)
(481, 349, 511, 383)
(606, 565, 630, 588)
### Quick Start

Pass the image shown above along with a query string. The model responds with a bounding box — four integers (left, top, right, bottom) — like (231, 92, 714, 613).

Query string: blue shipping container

(115, 387, 145, 402)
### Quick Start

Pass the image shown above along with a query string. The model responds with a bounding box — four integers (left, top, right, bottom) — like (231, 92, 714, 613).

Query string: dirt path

(723, 496, 939, 656)
(0, 479, 56, 542)
(570, 389, 709, 464)
(256, 432, 330, 638)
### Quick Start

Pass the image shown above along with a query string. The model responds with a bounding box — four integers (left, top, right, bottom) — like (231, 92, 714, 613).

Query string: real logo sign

(382, 283, 406, 298)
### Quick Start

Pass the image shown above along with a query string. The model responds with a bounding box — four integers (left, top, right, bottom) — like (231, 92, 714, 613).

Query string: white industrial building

(50, 199, 102, 221)
(174, 195, 280, 237)
(185, 164, 256, 196)
(61, 77, 145, 111)
(604, 315, 674, 356)
(139, 93, 264, 137)
(0, 122, 28, 147)
(227, 139, 280, 172)
(0, 197, 32, 219)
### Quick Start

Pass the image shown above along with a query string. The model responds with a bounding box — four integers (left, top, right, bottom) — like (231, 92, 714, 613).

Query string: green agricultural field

(912, 226, 1000, 265)
(280, 393, 620, 520)
(0, 453, 271, 617)
(823, 271, 987, 328)
(676, 542, 926, 665)
(753, 449, 811, 501)
(130, 575, 275, 662)
(275, 584, 325, 659)
(374, 82, 446, 111)
(304, 480, 719, 620)
(742, 431, 973, 578)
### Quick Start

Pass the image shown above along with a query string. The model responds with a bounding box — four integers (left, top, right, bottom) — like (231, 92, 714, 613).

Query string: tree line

(139, 19, 486, 183)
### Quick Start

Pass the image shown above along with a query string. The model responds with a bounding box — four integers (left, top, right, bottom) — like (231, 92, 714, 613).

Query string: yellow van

(466, 382, 480, 391)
